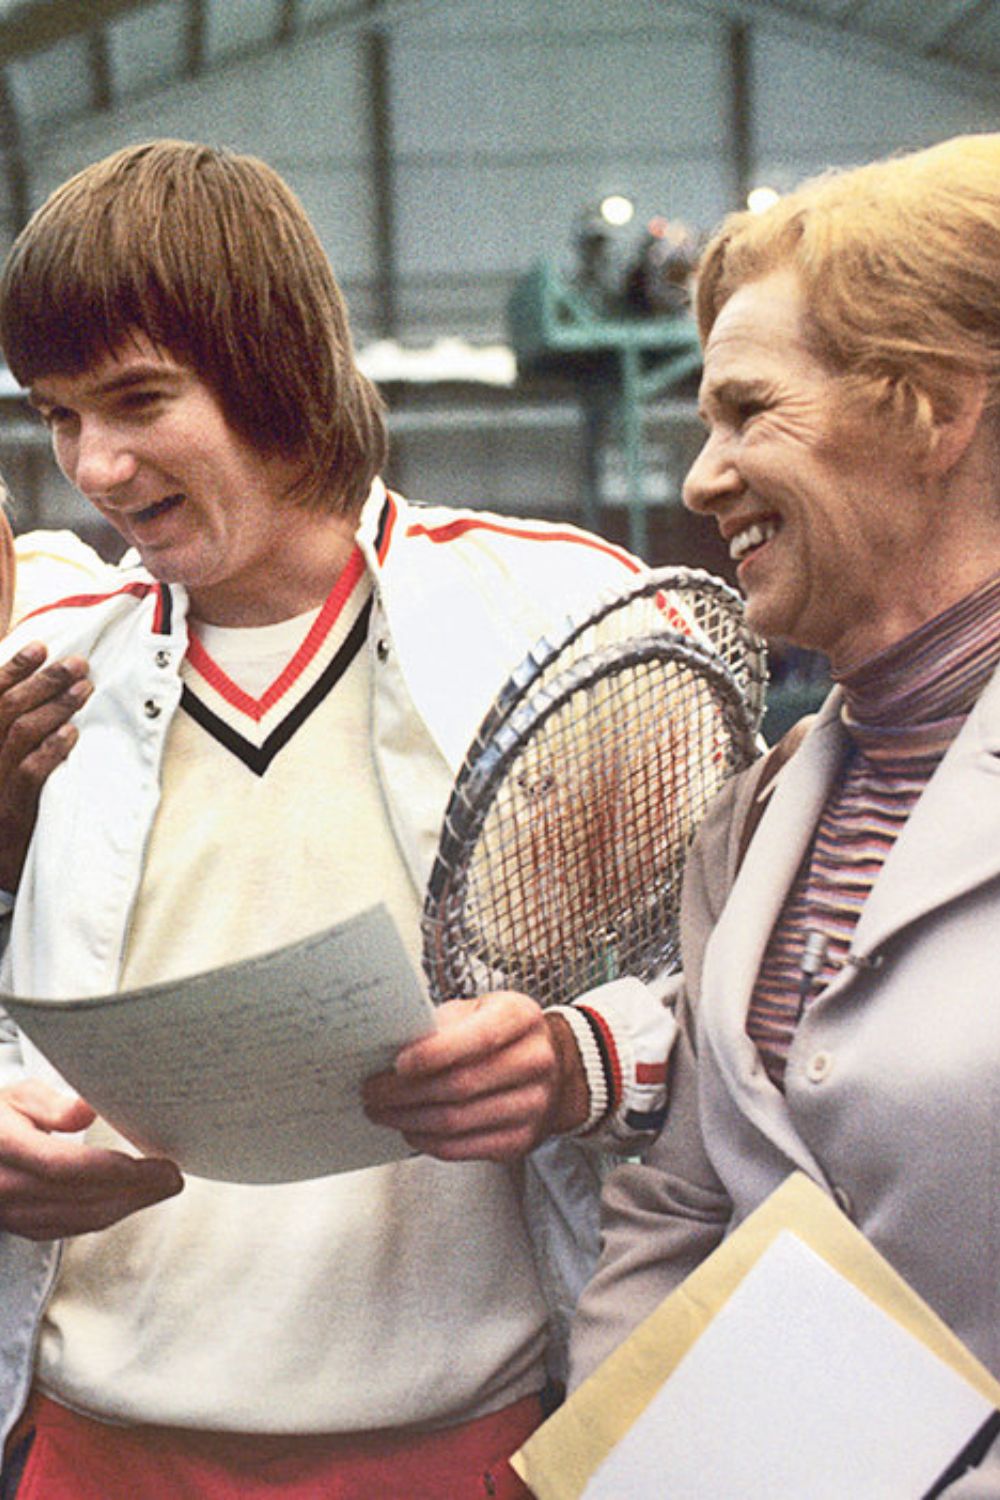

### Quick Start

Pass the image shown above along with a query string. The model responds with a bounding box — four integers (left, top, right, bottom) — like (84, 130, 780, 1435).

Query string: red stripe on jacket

(403, 515, 642, 572)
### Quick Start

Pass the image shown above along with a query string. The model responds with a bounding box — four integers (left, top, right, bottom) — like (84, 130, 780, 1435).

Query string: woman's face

(683, 268, 948, 672)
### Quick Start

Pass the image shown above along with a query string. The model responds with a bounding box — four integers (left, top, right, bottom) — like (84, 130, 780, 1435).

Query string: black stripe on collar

(179, 596, 372, 776)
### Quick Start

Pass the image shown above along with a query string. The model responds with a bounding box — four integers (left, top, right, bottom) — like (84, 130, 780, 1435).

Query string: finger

(0, 1150, 183, 1208)
(367, 1083, 551, 1142)
(394, 995, 543, 1079)
(25, 719, 81, 772)
(0, 641, 48, 682)
(1, 718, 81, 788)
(0, 1164, 184, 1240)
(0, 719, 85, 890)
(0, 679, 92, 764)
(0, 1101, 185, 1237)
(370, 1024, 556, 1108)
(0, 1088, 181, 1193)
(399, 1121, 540, 1163)
(5, 1081, 97, 1133)
(0, 654, 90, 723)
(1, 1128, 181, 1195)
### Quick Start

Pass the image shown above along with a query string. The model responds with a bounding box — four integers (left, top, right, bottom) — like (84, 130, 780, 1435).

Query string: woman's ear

(0, 510, 14, 637)
(926, 371, 989, 477)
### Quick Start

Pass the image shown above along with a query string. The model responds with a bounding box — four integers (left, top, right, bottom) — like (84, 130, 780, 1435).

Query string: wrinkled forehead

(699, 269, 826, 411)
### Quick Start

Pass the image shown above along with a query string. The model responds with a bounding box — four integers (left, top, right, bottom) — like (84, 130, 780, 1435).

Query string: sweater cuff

(566, 974, 680, 1148)
(548, 1003, 611, 1134)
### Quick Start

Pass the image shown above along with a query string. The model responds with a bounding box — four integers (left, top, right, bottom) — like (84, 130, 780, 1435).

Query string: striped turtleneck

(747, 571, 1000, 1088)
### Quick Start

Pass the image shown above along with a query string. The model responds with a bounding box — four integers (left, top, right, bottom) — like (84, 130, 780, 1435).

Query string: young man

(0, 142, 674, 1497)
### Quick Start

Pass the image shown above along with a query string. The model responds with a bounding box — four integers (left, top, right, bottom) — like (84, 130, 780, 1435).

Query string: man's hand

(362, 993, 590, 1162)
(0, 1081, 183, 1240)
(0, 643, 93, 893)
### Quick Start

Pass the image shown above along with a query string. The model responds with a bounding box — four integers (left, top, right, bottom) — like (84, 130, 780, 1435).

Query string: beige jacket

(572, 673, 1000, 1495)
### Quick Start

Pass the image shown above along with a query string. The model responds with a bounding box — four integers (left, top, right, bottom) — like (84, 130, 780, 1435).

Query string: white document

(3, 905, 436, 1184)
(582, 1230, 997, 1500)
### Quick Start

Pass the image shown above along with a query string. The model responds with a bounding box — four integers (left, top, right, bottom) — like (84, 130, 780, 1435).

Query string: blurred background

(0, 0, 997, 728)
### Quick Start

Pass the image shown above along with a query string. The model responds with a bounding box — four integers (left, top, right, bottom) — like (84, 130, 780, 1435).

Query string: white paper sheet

(582, 1230, 996, 1499)
(3, 905, 436, 1183)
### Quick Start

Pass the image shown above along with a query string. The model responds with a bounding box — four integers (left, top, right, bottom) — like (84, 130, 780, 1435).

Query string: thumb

(8, 1080, 98, 1134)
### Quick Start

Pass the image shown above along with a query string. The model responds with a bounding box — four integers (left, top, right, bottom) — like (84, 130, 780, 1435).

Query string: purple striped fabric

(747, 572, 1000, 1088)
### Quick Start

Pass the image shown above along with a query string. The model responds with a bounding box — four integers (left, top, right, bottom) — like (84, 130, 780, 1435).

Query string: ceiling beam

(727, 19, 753, 209)
(921, 0, 995, 56)
(0, 68, 28, 233)
(184, 0, 207, 79)
(86, 24, 114, 113)
(275, 0, 299, 47)
(677, 0, 1000, 97)
(0, 0, 159, 69)
(366, 16, 398, 338)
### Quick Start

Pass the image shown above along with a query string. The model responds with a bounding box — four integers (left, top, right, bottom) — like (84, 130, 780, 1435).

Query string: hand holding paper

(0, 1079, 182, 1240)
(363, 992, 581, 1161)
(3, 906, 435, 1184)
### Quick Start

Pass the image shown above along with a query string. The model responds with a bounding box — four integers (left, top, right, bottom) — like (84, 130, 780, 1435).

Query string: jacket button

(143, 699, 162, 719)
(805, 1051, 833, 1083)
(832, 1185, 855, 1219)
(154, 650, 171, 668)
(376, 638, 390, 663)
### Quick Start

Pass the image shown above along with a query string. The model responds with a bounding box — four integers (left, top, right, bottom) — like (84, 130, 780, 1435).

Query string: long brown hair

(0, 140, 387, 514)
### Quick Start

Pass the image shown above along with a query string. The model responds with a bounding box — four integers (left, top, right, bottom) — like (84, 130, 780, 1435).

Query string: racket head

(422, 630, 758, 1008)
(475, 564, 767, 752)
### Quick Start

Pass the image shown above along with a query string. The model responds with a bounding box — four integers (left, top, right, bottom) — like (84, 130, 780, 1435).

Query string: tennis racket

(422, 567, 765, 1009)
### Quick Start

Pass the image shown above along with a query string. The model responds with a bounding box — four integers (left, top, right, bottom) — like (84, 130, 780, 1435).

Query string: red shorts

(4, 1389, 540, 1499)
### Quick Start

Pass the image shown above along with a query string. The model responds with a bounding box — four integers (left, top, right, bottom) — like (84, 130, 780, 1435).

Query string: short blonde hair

(0, 140, 387, 516)
(696, 133, 1000, 446)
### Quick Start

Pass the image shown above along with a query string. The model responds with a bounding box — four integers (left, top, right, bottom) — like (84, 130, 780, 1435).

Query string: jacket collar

(853, 660, 1000, 959)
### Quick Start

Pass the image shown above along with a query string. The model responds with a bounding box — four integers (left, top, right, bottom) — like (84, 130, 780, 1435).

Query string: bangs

(0, 139, 388, 513)
(1, 261, 191, 387)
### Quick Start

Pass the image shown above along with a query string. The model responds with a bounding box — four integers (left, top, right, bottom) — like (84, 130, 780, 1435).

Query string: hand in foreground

(0, 643, 93, 893)
(0, 1081, 184, 1240)
(362, 993, 590, 1162)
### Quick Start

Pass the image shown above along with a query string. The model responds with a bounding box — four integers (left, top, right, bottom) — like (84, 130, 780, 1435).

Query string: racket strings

(456, 654, 740, 1005)
(527, 580, 765, 733)
(424, 569, 766, 1008)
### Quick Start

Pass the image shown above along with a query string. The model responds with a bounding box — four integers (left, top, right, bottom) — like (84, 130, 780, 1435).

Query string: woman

(570, 133, 1000, 1495)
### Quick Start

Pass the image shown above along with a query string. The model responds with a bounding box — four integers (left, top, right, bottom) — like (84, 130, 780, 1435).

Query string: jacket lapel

(698, 690, 849, 1174)
(851, 662, 1000, 960)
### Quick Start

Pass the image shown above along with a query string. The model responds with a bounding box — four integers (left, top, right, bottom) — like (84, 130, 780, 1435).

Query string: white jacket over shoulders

(0, 484, 679, 1454)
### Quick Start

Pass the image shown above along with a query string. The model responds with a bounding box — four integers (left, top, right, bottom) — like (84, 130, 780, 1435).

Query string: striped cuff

(549, 1003, 617, 1135)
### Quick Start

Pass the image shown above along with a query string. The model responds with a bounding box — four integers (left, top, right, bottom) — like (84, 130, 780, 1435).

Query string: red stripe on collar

(185, 546, 367, 722)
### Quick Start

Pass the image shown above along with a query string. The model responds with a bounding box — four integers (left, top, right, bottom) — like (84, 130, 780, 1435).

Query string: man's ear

(0, 511, 14, 637)
(925, 370, 989, 478)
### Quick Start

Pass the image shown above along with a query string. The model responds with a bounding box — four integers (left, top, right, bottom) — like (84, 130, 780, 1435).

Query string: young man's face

(29, 334, 325, 626)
